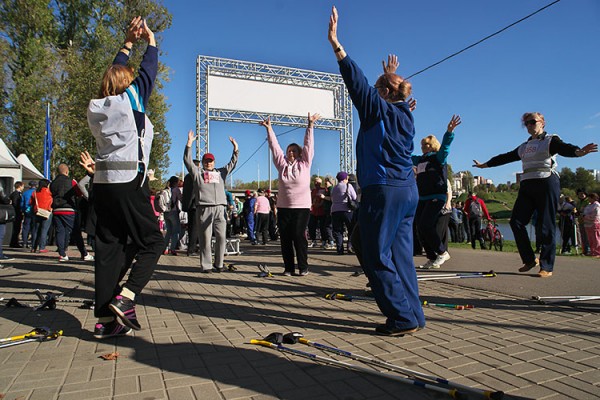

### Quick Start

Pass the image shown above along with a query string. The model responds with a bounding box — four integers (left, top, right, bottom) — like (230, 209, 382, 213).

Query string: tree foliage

(0, 0, 172, 180)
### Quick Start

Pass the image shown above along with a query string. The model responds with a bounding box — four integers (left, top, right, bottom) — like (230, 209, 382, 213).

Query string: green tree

(0, 0, 172, 179)
(574, 167, 596, 193)
(559, 167, 576, 190)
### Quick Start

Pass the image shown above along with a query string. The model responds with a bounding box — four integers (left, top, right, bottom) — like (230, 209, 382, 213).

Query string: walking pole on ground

(324, 292, 373, 302)
(277, 332, 503, 400)
(422, 301, 474, 310)
(417, 270, 496, 281)
(34, 289, 94, 309)
(0, 327, 63, 349)
(250, 336, 467, 399)
(532, 295, 600, 304)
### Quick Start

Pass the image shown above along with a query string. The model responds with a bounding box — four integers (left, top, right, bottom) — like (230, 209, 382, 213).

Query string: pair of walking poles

(0, 327, 63, 349)
(324, 293, 474, 310)
(251, 332, 503, 399)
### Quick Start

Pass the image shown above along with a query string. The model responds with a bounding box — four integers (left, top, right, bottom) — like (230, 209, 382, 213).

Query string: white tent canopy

(17, 154, 44, 181)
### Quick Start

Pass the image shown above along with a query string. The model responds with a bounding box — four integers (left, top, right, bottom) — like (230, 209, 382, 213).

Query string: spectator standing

(30, 179, 53, 253)
(182, 159, 200, 255)
(308, 177, 327, 247)
(473, 111, 597, 277)
(328, 7, 425, 335)
(242, 190, 256, 243)
(582, 193, 600, 257)
(575, 189, 591, 255)
(266, 189, 278, 241)
(164, 176, 182, 255)
(260, 113, 318, 276)
(330, 171, 356, 255)
(50, 163, 92, 262)
(184, 130, 238, 272)
(463, 192, 491, 250)
(449, 202, 464, 243)
(9, 181, 24, 248)
(321, 176, 335, 248)
(557, 195, 576, 254)
(0, 186, 13, 262)
(254, 189, 270, 245)
(20, 181, 37, 248)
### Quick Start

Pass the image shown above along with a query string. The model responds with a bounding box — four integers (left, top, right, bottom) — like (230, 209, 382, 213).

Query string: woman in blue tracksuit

(328, 6, 425, 336)
(412, 115, 461, 269)
(474, 112, 597, 277)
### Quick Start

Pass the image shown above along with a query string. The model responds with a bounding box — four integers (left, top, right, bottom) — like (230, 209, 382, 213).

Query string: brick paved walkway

(0, 243, 599, 399)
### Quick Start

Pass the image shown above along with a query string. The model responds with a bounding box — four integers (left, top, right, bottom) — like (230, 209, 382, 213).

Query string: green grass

(447, 240, 588, 257)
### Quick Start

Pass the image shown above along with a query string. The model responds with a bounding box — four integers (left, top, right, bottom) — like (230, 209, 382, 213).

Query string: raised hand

(125, 16, 143, 44)
(382, 54, 399, 74)
(408, 98, 417, 112)
(259, 117, 272, 129)
(229, 136, 238, 152)
(579, 143, 598, 156)
(79, 150, 95, 174)
(447, 114, 462, 133)
(328, 6, 339, 47)
(140, 19, 156, 46)
(308, 112, 321, 126)
(187, 129, 197, 146)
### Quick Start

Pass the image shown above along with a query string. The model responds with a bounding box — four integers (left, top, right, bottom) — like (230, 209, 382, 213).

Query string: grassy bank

(447, 240, 590, 257)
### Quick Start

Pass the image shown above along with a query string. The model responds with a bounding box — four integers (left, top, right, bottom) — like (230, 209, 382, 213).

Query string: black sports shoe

(109, 295, 141, 330)
(93, 320, 132, 339)
(375, 324, 418, 337)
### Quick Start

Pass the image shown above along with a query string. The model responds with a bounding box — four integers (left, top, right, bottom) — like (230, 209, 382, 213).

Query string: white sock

(120, 287, 136, 301)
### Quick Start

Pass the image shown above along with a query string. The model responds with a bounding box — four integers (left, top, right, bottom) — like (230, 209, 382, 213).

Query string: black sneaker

(109, 295, 141, 330)
(375, 324, 418, 337)
(93, 320, 132, 339)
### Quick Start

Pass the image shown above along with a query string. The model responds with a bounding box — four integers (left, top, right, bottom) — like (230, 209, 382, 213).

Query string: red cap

(202, 153, 215, 161)
(265, 189, 271, 194)
(245, 190, 251, 196)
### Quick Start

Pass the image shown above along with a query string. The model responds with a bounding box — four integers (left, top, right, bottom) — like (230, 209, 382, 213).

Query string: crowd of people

(1, 10, 598, 340)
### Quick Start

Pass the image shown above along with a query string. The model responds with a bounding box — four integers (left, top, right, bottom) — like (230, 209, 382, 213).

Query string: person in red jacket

(463, 192, 491, 250)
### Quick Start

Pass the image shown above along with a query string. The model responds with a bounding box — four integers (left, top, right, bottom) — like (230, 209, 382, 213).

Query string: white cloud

(591, 112, 600, 120)
(583, 124, 596, 130)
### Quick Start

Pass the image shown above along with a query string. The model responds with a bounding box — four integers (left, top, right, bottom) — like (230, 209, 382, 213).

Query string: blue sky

(160, 0, 599, 187)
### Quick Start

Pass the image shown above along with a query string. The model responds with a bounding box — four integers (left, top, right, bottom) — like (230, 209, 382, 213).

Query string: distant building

(592, 169, 600, 182)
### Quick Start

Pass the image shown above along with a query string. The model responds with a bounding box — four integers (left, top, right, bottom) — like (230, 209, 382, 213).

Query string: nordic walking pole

(417, 271, 496, 281)
(283, 333, 503, 400)
(324, 292, 373, 302)
(422, 301, 474, 310)
(250, 339, 467, 399)
(533, 295, 600, 304)
(417, 270, 494, 278)
(0, 327, 62, 349)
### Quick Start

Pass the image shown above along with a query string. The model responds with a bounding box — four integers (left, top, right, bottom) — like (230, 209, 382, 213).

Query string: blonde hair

(421, 135, 441, 152)
(521, 112, 545, 127)
(99, 64, 134, 97)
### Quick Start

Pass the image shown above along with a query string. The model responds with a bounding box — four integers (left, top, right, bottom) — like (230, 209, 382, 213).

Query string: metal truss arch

(196, 55, 354, 174)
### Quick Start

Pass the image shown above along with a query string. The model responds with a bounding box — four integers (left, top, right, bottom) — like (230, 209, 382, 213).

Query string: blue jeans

(31, 214, 53, 251)
(53, 213, 75, 257)
(164, 212, 181, 251)
(21, 214, 35, 247)
(359, 184, 425, 330)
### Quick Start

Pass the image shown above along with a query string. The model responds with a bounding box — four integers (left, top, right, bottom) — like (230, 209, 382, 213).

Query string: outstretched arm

(575, 143, 598, 157)
(184, 130, 198, 174)
(225, 136, 239, 173)
(261, 117, 285, 168)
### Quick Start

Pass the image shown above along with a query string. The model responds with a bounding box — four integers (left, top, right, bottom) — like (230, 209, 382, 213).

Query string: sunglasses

(524, 119, 538, 126)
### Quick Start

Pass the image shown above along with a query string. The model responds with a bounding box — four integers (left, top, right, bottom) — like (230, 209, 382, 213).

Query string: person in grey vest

(184, 130, 238, 273)
(474, 111, 597, 278)
(87, 17, 164, 339)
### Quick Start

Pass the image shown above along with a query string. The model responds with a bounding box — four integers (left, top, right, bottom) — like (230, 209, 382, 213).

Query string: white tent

(17, 154, 44, 181)
(0, 138, 22, 183)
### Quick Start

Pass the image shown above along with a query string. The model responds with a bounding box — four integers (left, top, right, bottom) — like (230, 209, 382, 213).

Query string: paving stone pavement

(0, 242, 599, 400)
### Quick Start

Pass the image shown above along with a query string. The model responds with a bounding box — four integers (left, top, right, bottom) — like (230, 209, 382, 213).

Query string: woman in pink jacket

(260, 113, 320, 276)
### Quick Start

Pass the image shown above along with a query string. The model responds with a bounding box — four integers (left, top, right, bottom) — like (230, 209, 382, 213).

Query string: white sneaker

(432, 251, 451, 267)
(418, 259, 437, 269)
(59, 256, 69, 262)
(83, 254, 95, 262)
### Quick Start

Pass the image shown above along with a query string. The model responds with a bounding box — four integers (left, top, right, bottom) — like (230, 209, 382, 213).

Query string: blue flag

(43, 103, 52, 179)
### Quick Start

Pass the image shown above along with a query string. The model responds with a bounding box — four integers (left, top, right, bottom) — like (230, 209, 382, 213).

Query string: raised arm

(436, 114, 461, 164)
(224, 136, 239, 174)
(328, 6, 347, 61)
(184, 130, 198, 174)
(303, 113, 319, 163)
(261, 117, 285, 168)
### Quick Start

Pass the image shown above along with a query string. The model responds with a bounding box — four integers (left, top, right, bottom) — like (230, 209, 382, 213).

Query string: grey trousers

(196, 205, 227, 270)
